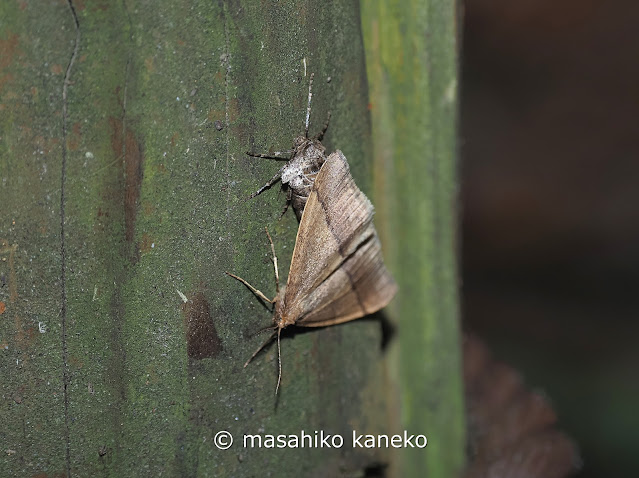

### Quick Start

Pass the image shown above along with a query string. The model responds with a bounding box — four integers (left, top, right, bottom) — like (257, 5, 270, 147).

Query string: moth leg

(278, 188, 292, 219)
(225, 272, 274, 304)
(313, 110, 331, 141)
(250, 324, 278, 338)
(264, 227, 280, 294)
(244, 331, 277, 368)
(248, 165, 286, 199)
(246, 150, 293, 160)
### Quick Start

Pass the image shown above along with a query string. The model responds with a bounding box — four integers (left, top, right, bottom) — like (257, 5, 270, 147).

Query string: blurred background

(460, 1, 639, 477)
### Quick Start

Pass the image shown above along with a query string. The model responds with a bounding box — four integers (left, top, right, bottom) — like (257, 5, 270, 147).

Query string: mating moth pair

(227, 74, 397, 393)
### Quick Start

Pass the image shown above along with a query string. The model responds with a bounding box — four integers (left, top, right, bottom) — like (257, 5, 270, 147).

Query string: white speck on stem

(177, 289, 189, 303)
(443, 78, 457, 105)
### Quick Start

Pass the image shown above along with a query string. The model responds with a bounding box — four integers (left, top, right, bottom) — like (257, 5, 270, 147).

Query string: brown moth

(247, 73, 331, 220)
(227, 150, 397, 393)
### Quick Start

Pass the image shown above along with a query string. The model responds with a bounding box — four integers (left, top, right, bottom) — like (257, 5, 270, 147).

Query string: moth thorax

(287, 174, 310, 191)
(281, 164, 305, 185)
(305, 141, 326, 158)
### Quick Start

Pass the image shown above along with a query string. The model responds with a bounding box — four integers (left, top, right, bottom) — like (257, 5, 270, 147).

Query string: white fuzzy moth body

(247, 73, 331, 220)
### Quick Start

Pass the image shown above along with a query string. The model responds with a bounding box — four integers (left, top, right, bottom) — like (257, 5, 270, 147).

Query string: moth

(227, 150, 397, 393)
(247, 73, 331, 220)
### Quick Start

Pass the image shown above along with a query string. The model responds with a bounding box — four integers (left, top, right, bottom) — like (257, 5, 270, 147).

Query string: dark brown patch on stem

(109, 117, 144, 245)
(183, 292, 223, 359)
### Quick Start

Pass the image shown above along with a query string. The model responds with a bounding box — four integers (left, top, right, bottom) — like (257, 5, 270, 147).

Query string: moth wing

(282, 150, 397, 325)
(296, 233, 398, 326)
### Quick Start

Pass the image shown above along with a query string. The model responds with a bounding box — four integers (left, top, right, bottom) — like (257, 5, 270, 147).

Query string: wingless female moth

(227, 151, 398, 393)
(247, 73, 331, 221)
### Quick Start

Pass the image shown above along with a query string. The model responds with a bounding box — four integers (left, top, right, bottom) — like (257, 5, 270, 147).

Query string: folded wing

(282, 150, 397, 326)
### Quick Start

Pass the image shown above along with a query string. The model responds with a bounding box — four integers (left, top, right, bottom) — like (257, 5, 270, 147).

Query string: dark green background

(0, 1, 461, 476)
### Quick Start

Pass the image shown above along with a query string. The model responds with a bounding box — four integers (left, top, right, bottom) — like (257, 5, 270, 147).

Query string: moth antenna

(225, 272, 274, 304)
(304, 72, 315, 138)
(275, 327, 282, 395)
(244, 331, 277, 368)
(313, 110, 331, 141)
(264, 227, 280, 294)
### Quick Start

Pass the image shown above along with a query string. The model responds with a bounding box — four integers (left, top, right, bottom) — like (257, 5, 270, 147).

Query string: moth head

(292, 135, 325, 155)
(292, 135, 307, 148)
(273, 292, 294, 329)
